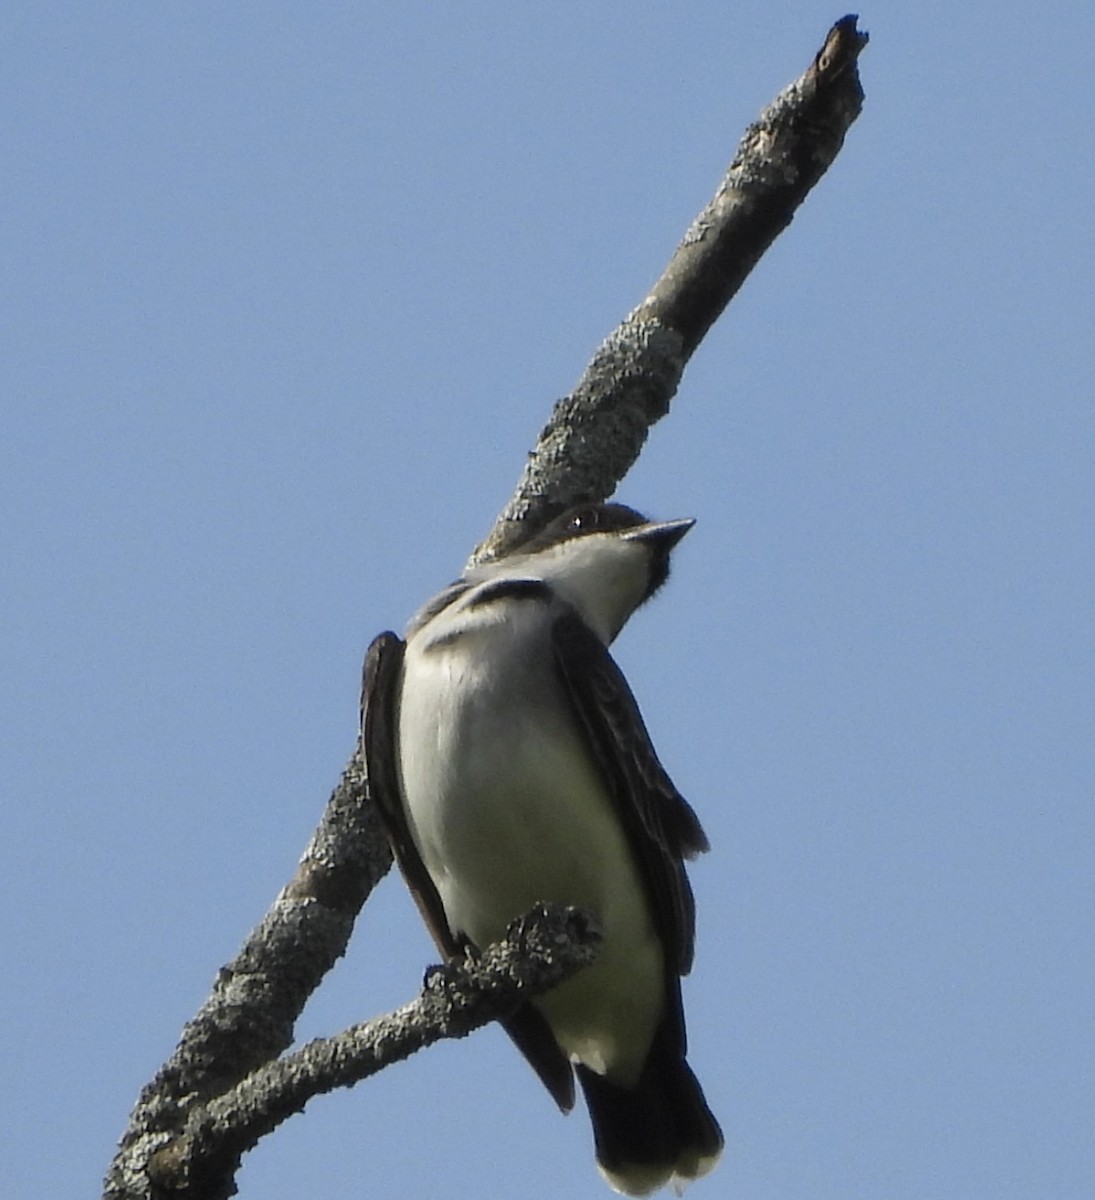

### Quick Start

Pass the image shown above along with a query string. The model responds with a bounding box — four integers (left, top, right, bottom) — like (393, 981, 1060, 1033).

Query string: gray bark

(104, 17, 867, 1200)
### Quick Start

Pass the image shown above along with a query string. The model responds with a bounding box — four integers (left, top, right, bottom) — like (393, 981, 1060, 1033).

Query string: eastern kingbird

(361, 502, 722, 1195)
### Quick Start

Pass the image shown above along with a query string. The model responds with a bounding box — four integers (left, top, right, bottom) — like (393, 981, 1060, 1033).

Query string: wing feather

(551, 611, 709, 976)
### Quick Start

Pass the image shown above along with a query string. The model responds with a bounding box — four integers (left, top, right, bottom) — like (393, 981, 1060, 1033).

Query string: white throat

(471, 533, 652, 644)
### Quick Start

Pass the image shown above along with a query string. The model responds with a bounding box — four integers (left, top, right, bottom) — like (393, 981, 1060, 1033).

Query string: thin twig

(106, 906, 600, 1200)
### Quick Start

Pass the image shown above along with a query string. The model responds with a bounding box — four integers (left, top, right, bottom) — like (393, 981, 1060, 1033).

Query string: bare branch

(107, 17, 867, 1199)
(131, 755, 387, 1110)
(471, 14, 868, 566)
(105, 906, 600, 1200)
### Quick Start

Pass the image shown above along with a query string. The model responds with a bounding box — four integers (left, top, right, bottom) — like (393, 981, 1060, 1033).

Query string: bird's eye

(569, 507, 598, 533)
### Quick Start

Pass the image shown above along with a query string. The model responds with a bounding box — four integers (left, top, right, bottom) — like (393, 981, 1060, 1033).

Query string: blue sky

(4, 4, 1094, 1198)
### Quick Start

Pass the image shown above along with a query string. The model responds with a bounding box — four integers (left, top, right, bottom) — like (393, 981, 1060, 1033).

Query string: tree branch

(105, 906, 600, 1200)
(471, 14, 867, 566)
(106, 16, 867, 1199)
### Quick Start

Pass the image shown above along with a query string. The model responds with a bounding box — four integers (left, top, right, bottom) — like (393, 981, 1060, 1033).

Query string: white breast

(397, 591, 664, 1084)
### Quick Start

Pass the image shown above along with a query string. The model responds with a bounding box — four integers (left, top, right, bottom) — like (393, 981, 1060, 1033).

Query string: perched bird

(361, 502, 722, 1195)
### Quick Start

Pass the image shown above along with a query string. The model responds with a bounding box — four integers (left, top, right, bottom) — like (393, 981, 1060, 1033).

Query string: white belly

(397, 612, 663, 1084)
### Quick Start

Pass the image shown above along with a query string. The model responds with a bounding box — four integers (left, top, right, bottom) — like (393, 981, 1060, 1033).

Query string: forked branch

(105, 17, 867, 1200)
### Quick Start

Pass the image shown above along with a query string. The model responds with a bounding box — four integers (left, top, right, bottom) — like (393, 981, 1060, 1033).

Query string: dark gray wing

(361, 632, 459, 956)
(360, 630, 575, 1112)
(551, 610, 709, 976)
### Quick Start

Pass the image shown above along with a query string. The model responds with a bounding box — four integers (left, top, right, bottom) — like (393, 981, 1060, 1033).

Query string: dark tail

(576, 1037, 722, 1196)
